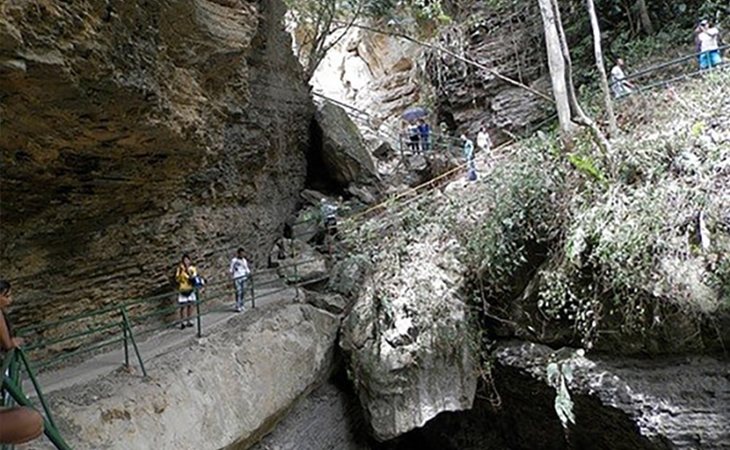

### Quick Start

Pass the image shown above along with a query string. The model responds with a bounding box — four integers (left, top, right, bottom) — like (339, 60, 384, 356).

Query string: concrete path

(26, 283, 302, 396)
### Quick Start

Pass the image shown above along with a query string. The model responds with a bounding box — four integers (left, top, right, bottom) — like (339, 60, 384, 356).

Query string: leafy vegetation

(468, 71, 730, 350)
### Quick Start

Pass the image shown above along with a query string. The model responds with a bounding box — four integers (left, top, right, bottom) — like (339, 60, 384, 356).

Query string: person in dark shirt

(417, 119, 431, 153)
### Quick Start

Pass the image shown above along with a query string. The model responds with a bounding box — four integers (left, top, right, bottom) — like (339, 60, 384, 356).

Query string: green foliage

(466, 134, 567, 296)
(567, 153, 605, 183)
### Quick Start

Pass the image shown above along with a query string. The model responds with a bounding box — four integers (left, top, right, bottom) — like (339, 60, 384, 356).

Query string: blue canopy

(402, 107, 428, 122)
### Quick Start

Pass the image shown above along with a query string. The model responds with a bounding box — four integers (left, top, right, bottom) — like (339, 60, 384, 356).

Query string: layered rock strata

(426, 1, 554, 139)
(385, 342, 730, 450)
(0, 0, 312, 331)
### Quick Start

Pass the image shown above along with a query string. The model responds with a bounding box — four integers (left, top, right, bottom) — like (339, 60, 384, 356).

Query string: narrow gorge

(1, 0, 728, 449)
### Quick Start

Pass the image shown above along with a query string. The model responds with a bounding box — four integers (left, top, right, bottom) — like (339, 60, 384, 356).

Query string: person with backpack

(0, 280, 44, 445)
(229, 248, 250, 313)
(175, 254, 201, 330)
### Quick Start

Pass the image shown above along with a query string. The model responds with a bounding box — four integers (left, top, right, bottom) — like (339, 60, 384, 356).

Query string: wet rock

(314, 101, 379, 187)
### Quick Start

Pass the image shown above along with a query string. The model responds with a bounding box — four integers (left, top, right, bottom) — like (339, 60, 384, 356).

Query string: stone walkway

(26, 282, 301, 396)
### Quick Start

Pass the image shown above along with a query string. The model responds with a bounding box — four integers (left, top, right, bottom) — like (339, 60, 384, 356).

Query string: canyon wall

(0, 0, 313, 331)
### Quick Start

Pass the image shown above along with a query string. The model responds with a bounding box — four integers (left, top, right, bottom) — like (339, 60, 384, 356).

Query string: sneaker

(186, 321, 194, 328)
(235, 306, 242, 313)
(179, 323, 186, 330)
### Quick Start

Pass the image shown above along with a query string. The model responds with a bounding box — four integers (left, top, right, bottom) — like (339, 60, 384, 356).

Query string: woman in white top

(698, 20, 722, 69)
(229, 248, 250, 312)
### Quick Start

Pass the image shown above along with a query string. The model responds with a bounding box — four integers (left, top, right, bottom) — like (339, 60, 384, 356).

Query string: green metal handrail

(14, 217, 336, 380)
(1, 348, 72, 450)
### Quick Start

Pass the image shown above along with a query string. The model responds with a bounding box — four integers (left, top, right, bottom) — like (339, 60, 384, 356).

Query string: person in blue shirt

(461, 134, 477, 181)
(417, 119, 431, 153)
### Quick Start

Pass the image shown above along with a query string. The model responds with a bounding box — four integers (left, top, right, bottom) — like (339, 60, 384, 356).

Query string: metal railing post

(16, 349, 57, 430)
(120, 307, 147, 377)
(121, 310, 129, 370)
(1, 370, 72, 450)
(250, 275, 256, 309)
(195, 289, 202, 338)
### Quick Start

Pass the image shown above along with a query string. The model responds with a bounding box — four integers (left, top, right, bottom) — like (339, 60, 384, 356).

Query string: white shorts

(178, 291, 197, 305)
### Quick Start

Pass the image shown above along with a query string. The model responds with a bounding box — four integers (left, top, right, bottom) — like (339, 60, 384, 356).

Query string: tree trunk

(550, 0, 612, 160)
(537, 0, 576, 143)
(586, 0, 618, 137)
(636, 0, 654, 35)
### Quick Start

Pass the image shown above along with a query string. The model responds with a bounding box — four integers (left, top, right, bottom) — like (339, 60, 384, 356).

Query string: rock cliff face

(340, 193, 480, 441)
(0, 0, 312, 330)
(307, 26, 423, 148)
(426, 1, 554, 140)
(385, 342, 730, 450)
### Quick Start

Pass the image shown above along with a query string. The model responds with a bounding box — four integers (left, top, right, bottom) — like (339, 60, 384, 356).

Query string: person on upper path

(476, 126, 492, 154)
(229, 248, 250, 313)
(320, 198, 339, 255)
(0, 279, 44, 446)
(406, 123, 419, 154)
(175, 254, 199, 330)
(610, 58, 634, 98)
(417, 118, 431, 153)
(461, 134, 477, 181)
(697, 19, 722, 70)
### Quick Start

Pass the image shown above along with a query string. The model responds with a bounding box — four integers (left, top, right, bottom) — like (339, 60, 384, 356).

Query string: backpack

(190, 275, 206, 288)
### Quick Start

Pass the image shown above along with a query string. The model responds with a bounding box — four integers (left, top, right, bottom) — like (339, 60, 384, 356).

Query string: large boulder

(32, 304, 340, 450)
(328, 255, 372, 299)
(314, 101, 379, 187)
(273, 238, 328, 282)
(290, 206, 321, 244)
(340, 223, 478, 441)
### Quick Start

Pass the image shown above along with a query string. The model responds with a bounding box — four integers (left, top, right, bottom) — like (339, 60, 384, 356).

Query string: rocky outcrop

(274, 238, 328, 282)
(31, 303, 339, 450)
(426, 2, 554, 139)
(0, 0, 312, 331)
(383, 341, 730, 450)
(307, 26, 423, 148)
(313, 101, 380, 188)
(340, 221, 478, 441)
(327, 255, 372, 299)
(492, 342, 730, 450)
